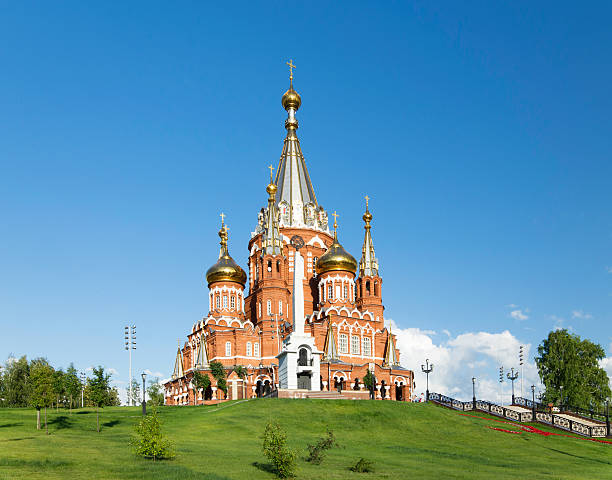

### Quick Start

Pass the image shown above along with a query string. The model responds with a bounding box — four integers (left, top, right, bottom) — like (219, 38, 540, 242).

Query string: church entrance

(256, 380, 263, 398)
(204, 385, 213, 401)
(395, 384, 403, 401)
(297, 372, 311, 390)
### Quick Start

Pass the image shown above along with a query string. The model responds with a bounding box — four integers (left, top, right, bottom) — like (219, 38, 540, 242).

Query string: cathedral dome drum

(315, 230, 358, 275)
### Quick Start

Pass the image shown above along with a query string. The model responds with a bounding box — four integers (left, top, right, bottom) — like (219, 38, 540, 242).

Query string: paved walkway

(504, 405, 531, 413)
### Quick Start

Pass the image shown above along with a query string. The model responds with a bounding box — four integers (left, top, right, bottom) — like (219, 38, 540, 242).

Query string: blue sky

(1, 2, 610, 402)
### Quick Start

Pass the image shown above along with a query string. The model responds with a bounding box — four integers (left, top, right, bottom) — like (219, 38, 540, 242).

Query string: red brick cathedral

(164, 70, 413, 405)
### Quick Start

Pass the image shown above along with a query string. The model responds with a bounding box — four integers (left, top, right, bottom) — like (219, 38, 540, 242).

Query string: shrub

(306, 428, 338, 464)
(262, 421, 296, 478)
(350, 458, 374, 473)
(131, 408, 175, 461)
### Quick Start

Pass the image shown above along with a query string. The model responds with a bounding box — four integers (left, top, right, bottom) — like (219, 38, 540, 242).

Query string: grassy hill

(0, 400, 610, 479)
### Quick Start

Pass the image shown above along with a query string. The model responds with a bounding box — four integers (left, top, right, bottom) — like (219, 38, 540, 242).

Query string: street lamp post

(499, 366, 504, 406)
(606, 400, 610, 437)
(141, 372, 147, 416)
(421, 359, 433, 402)
(507, 367, 519, 405)
(472, 377, 476, 410)
(531, 385, 537, 419)
(519, 345, 524, 399)
(559, 385, 564, 411)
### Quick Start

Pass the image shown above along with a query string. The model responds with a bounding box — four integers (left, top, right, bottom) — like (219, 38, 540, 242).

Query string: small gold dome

(316, 236, 358, 275)
(205, 254, 247, 286)
(205, 224, 247, 287)
(363, 210, 373, 223)
(266, 182, 278, 195)
(282, 86, 301, 111)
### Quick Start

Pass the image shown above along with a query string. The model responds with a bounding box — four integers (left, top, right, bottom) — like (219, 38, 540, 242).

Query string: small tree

(29, 359, 54, 434)
(233, 365, 247, 379)
(64, 364, 81, 413)
(262, 421, 296, 478)
(147, 379, 165, 407)
(52, 369, 65, 410)
(306, 429, 338, 464)
(363, 370, 376, 399)
(192, 371, 211, 405)
(88, 366, 111, 433)
(131, 407, 175, 461)
(4, 355, 30, 407)
(129, 379, 141, 406)
(209, 361, 227, 399)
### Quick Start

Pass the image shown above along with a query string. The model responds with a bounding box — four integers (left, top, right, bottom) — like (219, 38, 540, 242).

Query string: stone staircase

(306, 391, 345, 400)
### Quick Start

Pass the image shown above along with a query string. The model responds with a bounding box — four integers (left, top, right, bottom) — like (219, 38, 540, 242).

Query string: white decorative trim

(306, 235, 326, 248)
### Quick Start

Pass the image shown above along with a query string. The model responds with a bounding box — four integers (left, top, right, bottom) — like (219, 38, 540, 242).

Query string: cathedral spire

(274, 61, 328, 231)
(383, 331, 399, 367)
(359, 196, 379, 277)
(172, 340, 184, 379)
(323, 319, 339, 361)
(194, 334, 208, 368)
(262, 166, 283, 255)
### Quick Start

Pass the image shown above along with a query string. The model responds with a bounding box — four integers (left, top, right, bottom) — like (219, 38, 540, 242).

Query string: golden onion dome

(316, 232, 358, 276)
(282, 86, 301, 111)
(205, 223, 247, 287)
(266, 182, 278, 196)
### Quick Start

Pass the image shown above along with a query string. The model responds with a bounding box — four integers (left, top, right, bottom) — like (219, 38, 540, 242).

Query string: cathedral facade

(164, 71, 413, 405)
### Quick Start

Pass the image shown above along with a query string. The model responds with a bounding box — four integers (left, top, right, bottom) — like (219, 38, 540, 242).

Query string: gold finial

(220, 212, 226, 227)
(363, 196, 373, 225)
(266, 165, 278, 196)
(332, 211, 339, 235)
(286, 59, 296, 87)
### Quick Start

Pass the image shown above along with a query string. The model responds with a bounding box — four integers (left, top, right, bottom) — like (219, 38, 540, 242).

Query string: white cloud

(107, 367, 119, 376)
(442, 329, 451, 337)
(390, 320, 540, 404)
(571, 310, 592, 320)
(510, 309, 529, 321)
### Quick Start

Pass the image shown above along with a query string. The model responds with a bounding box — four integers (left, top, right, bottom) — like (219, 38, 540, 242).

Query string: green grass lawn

(0, 400, 610, 479)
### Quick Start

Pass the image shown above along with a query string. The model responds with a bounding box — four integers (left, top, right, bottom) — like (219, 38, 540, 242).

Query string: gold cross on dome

(365, 195, 370, 209)
(286, 59, 296, 83)
(332, 211, 339, 229)
(220, 212, 225, 226)
(268, 164, 274, 182)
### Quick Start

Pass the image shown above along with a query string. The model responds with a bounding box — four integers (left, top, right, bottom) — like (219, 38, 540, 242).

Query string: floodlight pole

(507, 367, 519, 405)
(531, 385, 536, 419)
(125, 325, 136, 406)
(472, 377, 476, 410)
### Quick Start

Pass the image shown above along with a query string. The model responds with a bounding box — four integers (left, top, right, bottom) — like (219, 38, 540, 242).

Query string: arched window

(246, 342, 252, 357)
(237, 294, 242, 311)
(366, 280, 371, 294)
(215, 295, 220, 309)
(266, 300, 272, 316)
(230, 295, 236, 310)
(343, 285, 348, 300)
(276, 260, 280, 273)
(298, 348, 308, 366)
(328, 285, 333, 300)
(338, 333, 348, 354)
(374, 282, 378, 296)
(225, 342, 231, 357)
(258, 302, 262, 318)
(278, 300, 283, 315)
(362, 337, 372, 357)
(223, 295, 228, 309)
(254, 342, 260, 357)
(351, 335, 360, 355)
(256, 264, 259, 282)
(267, 260, 272, 272)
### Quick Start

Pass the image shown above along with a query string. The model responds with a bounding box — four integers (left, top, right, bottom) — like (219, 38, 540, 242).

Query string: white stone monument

(277, 239, 322, 391)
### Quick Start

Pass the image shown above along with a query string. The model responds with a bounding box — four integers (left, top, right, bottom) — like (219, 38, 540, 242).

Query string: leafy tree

(52, 369, 66, 410)
(306, 428, 338, 464)
(363, 370, 376, 399)
(108, 387, 122, 406)
(192, 371, 211, 405)
(64, 364, 81, 412)
(129, 379, 141, 406)
(262, 421, 296, 478)
(2, 355, 30, 407)
(233, 365, 247, 379)
(130, 407, 175, 460)
(209, 361, 227, 399)
(29, 358, 55, 434)
(147, 379, 165, 407)
(88, 366, 111, 433)
(535, 329, 611, 408)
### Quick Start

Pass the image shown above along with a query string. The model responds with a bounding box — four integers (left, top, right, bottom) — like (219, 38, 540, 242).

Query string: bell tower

(356, 197, 384, 322)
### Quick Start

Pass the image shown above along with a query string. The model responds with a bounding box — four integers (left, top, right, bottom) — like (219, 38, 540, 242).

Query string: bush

(350, 458, 374, 473)
(262, 421, 296, 478)
(306, 429, 338, 464)
(131, 408, 175, 461)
